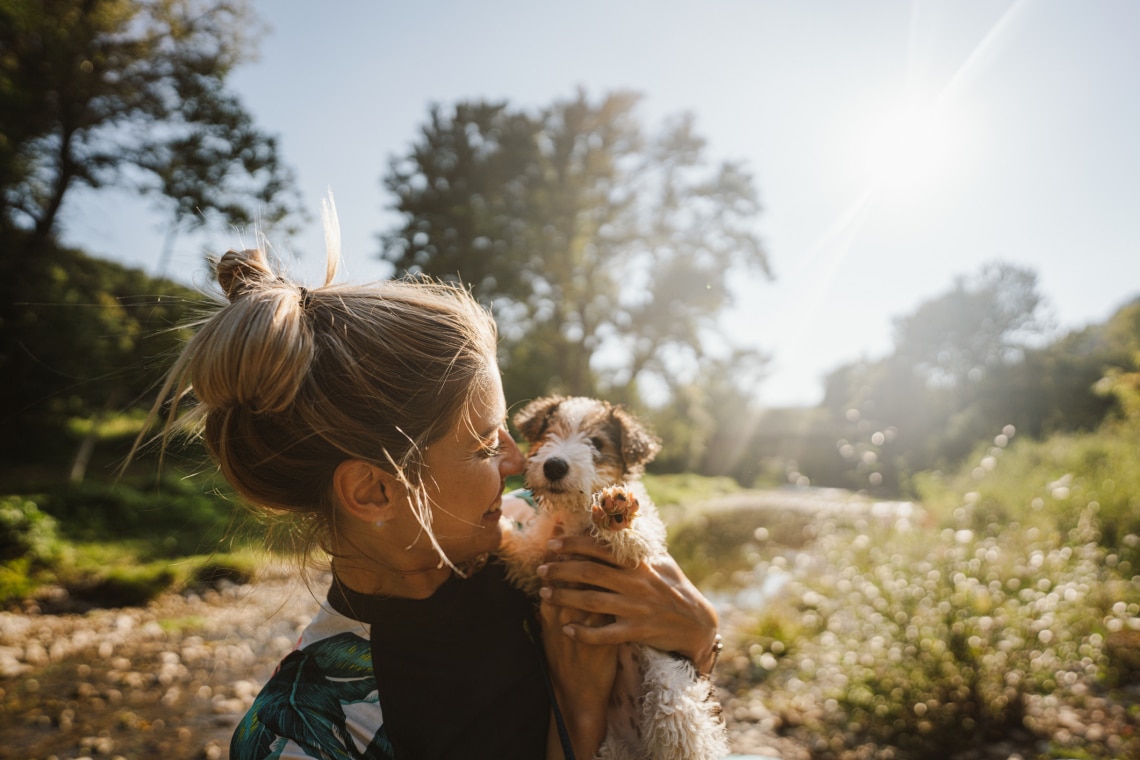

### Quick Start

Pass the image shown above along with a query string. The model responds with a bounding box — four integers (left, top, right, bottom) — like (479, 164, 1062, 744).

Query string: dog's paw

(591, 485, 640, 531)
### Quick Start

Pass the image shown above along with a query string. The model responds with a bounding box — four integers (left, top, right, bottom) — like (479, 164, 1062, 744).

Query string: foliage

(382, 90, 770, 406)
(892, 262, 1050, 390)
(669, 500, 814, 588)
(807, 264, 1134, 495)
(0, 495, 62, 564)
(712, 396, 1140, 757)
(0, 470, 268, 606)
(641, 472, 744, 508)
(732, 513, 1140, 759)
(648, 349, 770, 478)
(0, 0, 302, 249)
(915, 420, 1140, 565)
(0, 234, 209, 463)
(73, 560, 179, 607)
(35, 472, 256, 556)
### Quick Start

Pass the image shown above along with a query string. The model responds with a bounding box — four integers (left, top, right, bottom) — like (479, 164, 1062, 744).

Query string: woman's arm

(536, 535, 721, 674)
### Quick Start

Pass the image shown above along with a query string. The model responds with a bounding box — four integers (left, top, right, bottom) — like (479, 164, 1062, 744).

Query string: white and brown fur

(499, 395, 728, 760)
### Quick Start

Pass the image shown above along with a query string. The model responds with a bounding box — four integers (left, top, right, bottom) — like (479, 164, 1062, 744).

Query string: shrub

(35, 474, 259, 557)
(74, 562, 180, 608)
(916, 423, 1140, 567)
(0, 496, 63, 564)
(730, 510, 1140, 759)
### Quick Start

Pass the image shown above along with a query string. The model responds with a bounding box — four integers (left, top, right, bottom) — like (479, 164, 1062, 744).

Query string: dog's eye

(589, 436, 606, 451)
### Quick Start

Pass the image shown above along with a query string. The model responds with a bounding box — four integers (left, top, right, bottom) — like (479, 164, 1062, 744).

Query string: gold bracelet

(673, 632, 724, 676)
(708, 632, 724, 673)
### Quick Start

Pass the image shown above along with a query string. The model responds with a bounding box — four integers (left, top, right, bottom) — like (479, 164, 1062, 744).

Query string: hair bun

(216, 248, 278, 302)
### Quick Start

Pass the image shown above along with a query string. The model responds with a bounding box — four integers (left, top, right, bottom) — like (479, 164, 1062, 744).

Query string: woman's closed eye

(478, 441, 505, 459)
(477, 426, 510, 458)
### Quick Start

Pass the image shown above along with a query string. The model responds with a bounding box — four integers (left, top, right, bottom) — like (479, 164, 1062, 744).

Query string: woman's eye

(480, 444, 504, 459)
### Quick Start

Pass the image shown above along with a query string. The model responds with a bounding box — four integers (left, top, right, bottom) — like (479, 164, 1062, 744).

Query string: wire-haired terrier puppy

(500, 395, 728, 760)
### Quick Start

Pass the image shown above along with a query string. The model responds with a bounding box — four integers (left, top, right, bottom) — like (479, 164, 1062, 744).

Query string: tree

(0, 0, 302, 255)
(892, 262, 1050, 390)
(0, 231, 206, 467)
(382, 90, 770, 404)
(652, 347, 770, 479)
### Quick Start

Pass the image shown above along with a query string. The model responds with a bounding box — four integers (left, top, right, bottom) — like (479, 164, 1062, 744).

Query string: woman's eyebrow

(476, 418, 506, 441)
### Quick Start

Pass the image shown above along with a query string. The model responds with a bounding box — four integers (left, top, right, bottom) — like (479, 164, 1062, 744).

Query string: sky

(62, 0, 1140, 407)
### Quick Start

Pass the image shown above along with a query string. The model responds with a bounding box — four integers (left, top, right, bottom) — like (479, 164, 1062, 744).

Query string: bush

(0, 496, 62, 564)
(728, 509, 1140, 759)
(75, 562, 179, 608)
(916, 423, 1140, 566)
(36, 473, 259, 557)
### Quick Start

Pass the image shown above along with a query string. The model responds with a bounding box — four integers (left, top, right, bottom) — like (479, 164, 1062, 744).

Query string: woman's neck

(332, 549, 454, 600)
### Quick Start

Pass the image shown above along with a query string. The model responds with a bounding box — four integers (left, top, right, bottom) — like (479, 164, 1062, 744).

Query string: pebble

(0, 565, 318, 760)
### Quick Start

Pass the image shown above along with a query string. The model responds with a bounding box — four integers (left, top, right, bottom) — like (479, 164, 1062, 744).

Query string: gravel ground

(0, 567, 320, 760)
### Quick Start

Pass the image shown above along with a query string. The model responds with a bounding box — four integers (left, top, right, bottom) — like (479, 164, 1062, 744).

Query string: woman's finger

(540, 584, 650, 620)
(561, 619, 637, 646)
(544, 535, 629, 566)
(539, 558, 644, 592)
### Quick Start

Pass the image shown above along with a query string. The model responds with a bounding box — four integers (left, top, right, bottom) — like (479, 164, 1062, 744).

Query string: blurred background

(2, 2, 1140, 758)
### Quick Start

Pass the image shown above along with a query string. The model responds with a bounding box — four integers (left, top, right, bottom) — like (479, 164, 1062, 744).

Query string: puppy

(499, 395, 728, 760)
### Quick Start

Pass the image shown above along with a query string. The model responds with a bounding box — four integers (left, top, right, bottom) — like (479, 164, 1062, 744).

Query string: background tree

(0, 233, 205, 468)
(0, 0, 302, 257)
(0, 0, 303, 474)
(804, 262, 1128, 494)
(382, 90, 770, 406)
(892, 262, 1049, 391)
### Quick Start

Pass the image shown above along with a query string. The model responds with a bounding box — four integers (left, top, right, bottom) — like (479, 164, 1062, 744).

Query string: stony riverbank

(0, 567, 795, 760)
(0, 567, 317, 760)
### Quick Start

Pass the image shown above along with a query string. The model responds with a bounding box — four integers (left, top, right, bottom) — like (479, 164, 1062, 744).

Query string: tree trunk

(69, 388, 122, 484)
(28, 125, 79, 251)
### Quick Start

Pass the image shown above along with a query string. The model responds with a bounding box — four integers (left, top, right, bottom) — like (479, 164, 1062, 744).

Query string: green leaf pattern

(231, 610, 394, 760)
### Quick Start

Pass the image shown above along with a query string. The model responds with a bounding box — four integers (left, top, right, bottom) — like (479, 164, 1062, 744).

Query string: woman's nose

(499, 429, 525, 475)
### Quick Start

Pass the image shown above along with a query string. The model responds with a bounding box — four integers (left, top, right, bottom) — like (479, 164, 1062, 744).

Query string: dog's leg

(638, 648, 729, 760)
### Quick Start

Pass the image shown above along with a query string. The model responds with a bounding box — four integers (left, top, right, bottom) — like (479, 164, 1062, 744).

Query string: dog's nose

(543, 457, 569, 482)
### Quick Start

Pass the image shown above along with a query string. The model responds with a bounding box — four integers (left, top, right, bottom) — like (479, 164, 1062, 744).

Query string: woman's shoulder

(230, 605, 394, 759)
(298, 602, 371, 648)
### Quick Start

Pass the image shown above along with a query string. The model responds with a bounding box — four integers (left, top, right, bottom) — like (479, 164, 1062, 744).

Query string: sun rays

(791, 0, 1035, 336)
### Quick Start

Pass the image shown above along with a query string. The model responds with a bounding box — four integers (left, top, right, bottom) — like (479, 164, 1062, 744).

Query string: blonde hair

(148, 226, 498, 568)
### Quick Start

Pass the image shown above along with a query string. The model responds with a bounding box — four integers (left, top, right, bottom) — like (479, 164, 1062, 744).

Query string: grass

(643, 472, 745, 508)
(0, 464, 271, 607)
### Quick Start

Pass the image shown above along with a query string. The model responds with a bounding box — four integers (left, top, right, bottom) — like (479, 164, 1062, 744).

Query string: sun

(860, 101, 967, 192)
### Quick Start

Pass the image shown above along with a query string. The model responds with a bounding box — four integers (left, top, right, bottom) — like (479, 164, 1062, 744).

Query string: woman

(150, 237, 719, 759)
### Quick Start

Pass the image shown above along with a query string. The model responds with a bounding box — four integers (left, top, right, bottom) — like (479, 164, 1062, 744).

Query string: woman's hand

(538, 583, 617, 759)
(537, 535, 721, 674)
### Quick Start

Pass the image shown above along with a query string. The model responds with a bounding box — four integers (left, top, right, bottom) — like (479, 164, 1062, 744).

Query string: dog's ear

(512, 395, 565, 442)
(612, 405, 661, 471)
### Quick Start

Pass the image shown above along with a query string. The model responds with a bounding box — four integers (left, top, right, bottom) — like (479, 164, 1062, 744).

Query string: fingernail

(537, 564, 549, 578)
(547, 539, 562, 551)
(562, 625, 575, 638)
(539, 586, 552, 599)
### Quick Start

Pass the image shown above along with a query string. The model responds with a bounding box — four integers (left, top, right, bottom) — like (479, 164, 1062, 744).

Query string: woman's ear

(333, 460, 401, 524)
